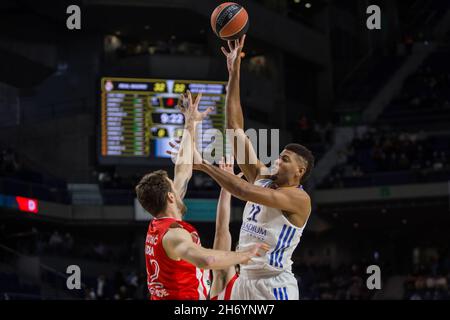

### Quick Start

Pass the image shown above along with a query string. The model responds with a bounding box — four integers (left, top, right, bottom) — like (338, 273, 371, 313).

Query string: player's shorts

(230, 270, 299, 300)
(210, 273, 239, 300)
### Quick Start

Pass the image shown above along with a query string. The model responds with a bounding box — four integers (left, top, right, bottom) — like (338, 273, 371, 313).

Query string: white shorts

(230, 271, 299, 300)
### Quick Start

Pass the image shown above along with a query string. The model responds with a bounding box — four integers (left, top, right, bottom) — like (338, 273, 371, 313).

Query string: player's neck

(273, 178, 300, 188)
(275, 181, 302, 190)
(157, 209, 182, 220)
(278, 183, 298, 189)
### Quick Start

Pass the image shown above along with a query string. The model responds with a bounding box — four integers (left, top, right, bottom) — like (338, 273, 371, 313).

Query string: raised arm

(172, 91, 212, 199)
(213, 157, 235, 252)
(172, 122, 195, 199)
(162, 226, 267, 270)
(210, 157, 244, 298)
(222, 35, 266, 183)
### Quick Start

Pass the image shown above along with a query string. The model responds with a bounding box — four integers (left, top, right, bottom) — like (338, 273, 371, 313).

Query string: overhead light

(305, 2, 311, 8)
(144, 25, 150, 30)
(115, 31, 121, 36)
(294, 0, 300, 3)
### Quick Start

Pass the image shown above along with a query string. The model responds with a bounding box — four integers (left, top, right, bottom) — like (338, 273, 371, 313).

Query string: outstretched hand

(221, 34, 246, 74)
(218, 156, 243, 178)
(240, 242, 270, 265)
(166, 137, 204, 165)
(177, 90, 214, 124)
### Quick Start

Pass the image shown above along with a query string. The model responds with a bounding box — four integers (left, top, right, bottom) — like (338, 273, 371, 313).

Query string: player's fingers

(227, 155, 233, 167)
(228, 155, 234, 165)
(201, 107, 214, 117)
(221, 46, 229, 56)
(227, 40, 234, 51)
(176, 95, 182, 107)
(236, 38, 244, 54)
(166, 150, 178, 157)
(186, 90, 193, 106)
(237, 172, 244, 178)
(240, 34, 246, 48)
(252, 243, 268, 254)
(168, 141, 180, 149)
(175, 104, 185, 113)
(195, 92, 203, 106)
(179, 94, 188, 110)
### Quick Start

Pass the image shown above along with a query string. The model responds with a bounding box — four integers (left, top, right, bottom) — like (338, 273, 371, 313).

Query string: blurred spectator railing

(0, 97, 90, 128)
(19, 97, 90, 126)
(0, 244, 84, 300)
(315, 180, 448, 204)
(0, 177, 69, 204)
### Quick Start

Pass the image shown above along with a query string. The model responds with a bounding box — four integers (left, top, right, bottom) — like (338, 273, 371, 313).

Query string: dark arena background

(1, 0, 450, 303)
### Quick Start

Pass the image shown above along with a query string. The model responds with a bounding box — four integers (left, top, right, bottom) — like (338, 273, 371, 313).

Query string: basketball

(211, 2, 249, 40)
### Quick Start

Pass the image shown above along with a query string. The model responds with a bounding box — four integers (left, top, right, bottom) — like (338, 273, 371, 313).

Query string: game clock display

(99, 77, 227, 165)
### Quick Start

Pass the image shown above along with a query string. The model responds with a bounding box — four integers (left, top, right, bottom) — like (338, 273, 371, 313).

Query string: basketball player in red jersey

(136, 91, 267, 300)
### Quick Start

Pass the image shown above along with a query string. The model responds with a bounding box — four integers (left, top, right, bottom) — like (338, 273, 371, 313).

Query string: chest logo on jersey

(241, 222, 267, 241)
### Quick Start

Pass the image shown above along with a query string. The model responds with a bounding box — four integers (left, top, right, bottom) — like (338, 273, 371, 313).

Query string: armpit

(169, 222, 183, 229)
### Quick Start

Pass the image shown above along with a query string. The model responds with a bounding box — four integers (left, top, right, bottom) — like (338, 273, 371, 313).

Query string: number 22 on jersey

(247, 204, 261, 222)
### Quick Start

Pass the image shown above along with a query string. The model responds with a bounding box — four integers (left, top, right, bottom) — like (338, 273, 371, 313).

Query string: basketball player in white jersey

(193, 35, 314, 300)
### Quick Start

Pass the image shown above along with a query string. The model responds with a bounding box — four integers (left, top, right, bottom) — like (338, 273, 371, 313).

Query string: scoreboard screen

(99, 77, 227, 165)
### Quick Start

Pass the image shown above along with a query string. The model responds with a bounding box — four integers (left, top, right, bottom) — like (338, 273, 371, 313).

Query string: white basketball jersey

(238, 179, 309, 275)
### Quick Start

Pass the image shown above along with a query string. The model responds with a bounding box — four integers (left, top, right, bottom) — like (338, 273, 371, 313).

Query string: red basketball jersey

(145, 217, 210, 300)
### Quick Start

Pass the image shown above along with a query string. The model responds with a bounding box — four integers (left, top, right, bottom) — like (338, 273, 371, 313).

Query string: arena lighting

(15, 196, 39, 214)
